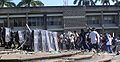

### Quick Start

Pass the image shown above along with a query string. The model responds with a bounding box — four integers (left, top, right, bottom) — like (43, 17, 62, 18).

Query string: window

(103, 16, 115, 24)
(50, 21, 54, 25)
(0, 19, 4, 27)
(28, 17, 44, 26)
(36, 17, 44, 26)
(47, 16, 62, 26)
(14, 20, 17, 27)
(87, 16, 100, 24)
(9, 17, 26, 27)
(3, 18, 8, 27)
(28, 17, 36, 26)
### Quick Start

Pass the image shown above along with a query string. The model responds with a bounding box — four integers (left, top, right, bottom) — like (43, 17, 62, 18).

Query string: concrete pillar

(26, 13, 28, 24)
(7, 13, 10, 28)
(118, 10, 120, 35)
(43, 14, 47, 30)
(101, 10, 104, 26)
(101, 10, 104, 33)
(63, 16, 65, 32)
(118, 11, 120, 27)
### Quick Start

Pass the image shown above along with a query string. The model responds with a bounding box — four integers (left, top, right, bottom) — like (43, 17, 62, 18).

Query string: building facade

(0, 6, 120, 35)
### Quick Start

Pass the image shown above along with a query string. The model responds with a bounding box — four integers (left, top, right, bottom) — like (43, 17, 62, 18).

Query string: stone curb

(0, 50, 21, 54)
(96, 58, 112, 62)
(63, 55, 93, 60)
(0, 51, 81, 61)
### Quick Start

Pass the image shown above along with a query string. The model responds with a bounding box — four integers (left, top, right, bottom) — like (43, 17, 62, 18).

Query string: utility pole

(63, 0, 68, 6)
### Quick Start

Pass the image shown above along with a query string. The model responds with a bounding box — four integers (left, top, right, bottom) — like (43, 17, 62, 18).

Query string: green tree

(115, 1, 120, 6)
(73, 0, 96, 6)
(17, 0, 44, 7)
(0, 0, 16, 7)
(95, 0, 118, 5)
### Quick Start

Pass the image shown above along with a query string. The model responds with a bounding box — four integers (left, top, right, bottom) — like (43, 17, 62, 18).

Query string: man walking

(79, 29, 88, 51)
(105, 33, 112, 53)
(89, 27, 100, 53)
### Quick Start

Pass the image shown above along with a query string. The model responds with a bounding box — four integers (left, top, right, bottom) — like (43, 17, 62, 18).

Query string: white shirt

(60, 34, 63, 38)
(85, 32, 90, 41)
(97, 33, 100, 44)
(106, 34, 112, 45)
(73, 33, 79, 41)
(70, 36, 74, 42)
(89, 31, 99, 44)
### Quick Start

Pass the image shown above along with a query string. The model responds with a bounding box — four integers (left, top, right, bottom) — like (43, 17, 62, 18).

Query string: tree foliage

(73, 0, 119, 6)
(73, 0, 96, 6)
(0, 0, 16, 7)
(17, 0, 44, 7)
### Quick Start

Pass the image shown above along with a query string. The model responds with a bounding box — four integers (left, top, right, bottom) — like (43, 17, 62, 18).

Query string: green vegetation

(17, 0, 44, 7)
(0, 0, 120, 7)
(98, 0, 118, 5)
(0, 0, 44, 8)
(115, 1, 120, 5)
(0, 0, 16, 7)
(73, 0, 96, 6)
(73, 0, 120, 6)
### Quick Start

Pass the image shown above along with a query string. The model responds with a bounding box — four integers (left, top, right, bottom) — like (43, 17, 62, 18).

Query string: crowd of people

(0, 26, 120, 54)
(58, 27, 120, 54)
(0, 27, 20, 49)
(0, 27, 32, 49)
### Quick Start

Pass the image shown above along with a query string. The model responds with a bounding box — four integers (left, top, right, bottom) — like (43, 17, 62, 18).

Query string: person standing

(59, 34, 64, 50)
(73, 31, 79, 50)
(0, 27, 2, 46)
(79, 29, 88, 51)
(69, 34, 75, 50)
(105, 33, 112, 53)
(112, 37, 117, 53)
(1, 27, 5, 47)
(85, 29, 92, 51)
(89, 27, 100, 53)
(9, 31, 15, 48)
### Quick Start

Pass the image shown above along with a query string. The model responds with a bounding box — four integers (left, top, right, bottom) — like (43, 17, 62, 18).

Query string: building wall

(63, 6, 86, 32)
(0, 6, 119, 34)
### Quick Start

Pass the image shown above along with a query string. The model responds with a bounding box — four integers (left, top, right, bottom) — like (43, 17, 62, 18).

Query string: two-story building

(0, 6, 119, 35)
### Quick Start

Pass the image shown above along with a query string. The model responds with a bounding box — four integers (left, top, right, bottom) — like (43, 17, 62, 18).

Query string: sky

(12, 0, 120, 6)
